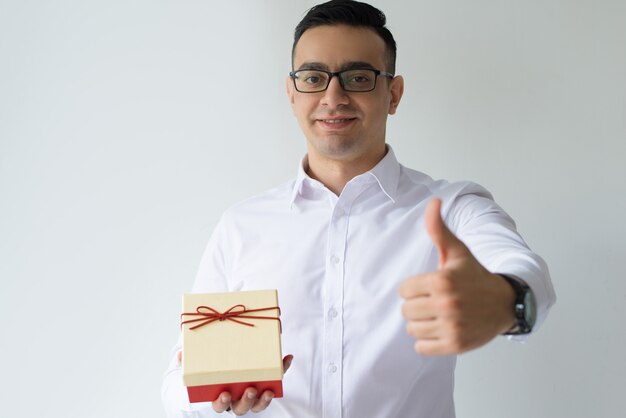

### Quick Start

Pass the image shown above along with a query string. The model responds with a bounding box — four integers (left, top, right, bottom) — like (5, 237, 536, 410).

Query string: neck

(306, 145, 387, 196)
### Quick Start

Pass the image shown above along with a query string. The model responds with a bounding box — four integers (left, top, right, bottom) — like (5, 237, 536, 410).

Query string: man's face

(287, 24, 403, 166)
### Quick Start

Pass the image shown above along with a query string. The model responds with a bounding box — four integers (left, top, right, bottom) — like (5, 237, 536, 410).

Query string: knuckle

(213, 400, 228, 413)
(445, 319, 464, 336)
(252, 399, 270, 413)
(233, 405, 249, 416)
(438, 294, 461, 312)
(432, 272, 454, 293)
(214, 406, 228, 414)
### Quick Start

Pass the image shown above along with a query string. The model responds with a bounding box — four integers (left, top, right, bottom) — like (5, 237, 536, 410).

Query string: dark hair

(292, 0, 397, 74)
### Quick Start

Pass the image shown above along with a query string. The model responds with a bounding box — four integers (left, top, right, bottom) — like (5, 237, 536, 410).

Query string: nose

(320, 75, 350, 108)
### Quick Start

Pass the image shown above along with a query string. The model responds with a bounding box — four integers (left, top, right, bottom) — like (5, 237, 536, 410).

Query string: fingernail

(247, 391, 256, 399)
(264, 393, 274, 402)
(220, 394, 229, 403)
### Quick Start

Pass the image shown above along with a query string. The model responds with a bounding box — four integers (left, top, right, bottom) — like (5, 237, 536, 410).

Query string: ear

(388, 75, 404, 115)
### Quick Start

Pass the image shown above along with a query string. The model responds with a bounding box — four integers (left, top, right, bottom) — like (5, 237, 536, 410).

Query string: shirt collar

(367, 145, 400, 203)
(289, 145, 401, 208)
(289, 156, 311, 207)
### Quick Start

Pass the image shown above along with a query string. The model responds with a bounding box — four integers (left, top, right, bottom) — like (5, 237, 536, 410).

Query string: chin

(311, 138, 362, 158)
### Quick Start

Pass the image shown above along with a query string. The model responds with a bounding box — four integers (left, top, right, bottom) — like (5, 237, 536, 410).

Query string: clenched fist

(399, 198, 516, 355)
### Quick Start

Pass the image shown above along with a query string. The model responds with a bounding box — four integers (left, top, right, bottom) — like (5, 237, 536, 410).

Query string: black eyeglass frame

(289, 68, 395, 93)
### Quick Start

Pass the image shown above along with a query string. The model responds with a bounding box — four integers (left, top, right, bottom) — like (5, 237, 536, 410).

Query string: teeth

(322, 119, 352, 123)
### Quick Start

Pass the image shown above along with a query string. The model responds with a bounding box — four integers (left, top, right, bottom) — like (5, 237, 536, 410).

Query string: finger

(212, 392, 232, 413)
(424, 198, 468, 267)
(231, 387, 257, 416)
(400, 297, 437, 321)
(176, 350, 182, 366)
(283, 354, 294, 373)
(399, 272, 436, 299)
(251, 390, 275, 413)
(405, 319, 441, 339)
(414, 336, 475, 356)
(414, 339, 449, 356)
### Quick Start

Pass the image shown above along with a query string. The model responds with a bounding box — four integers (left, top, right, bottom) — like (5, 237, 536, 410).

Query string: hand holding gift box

(180, 289, 290, 413)
(176, 352, 293, 414)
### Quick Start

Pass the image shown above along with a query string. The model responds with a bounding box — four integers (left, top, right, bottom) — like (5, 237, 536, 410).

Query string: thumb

(424, 198, 468, 267)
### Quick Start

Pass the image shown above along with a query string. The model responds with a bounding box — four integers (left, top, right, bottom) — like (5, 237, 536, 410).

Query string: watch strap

(499, 274, 534, 335)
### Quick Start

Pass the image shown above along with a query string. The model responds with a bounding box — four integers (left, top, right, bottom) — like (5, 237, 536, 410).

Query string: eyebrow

(296, 61, 378, 71)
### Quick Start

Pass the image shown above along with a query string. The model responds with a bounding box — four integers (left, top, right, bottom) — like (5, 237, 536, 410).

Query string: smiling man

(287, 24, 402, 196)
(162, 1, 556, 417)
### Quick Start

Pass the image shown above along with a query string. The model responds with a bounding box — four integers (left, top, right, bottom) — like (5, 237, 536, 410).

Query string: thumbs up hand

(399, 198, 516, 355)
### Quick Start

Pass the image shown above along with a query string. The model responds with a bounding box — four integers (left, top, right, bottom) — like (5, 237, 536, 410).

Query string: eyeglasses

(289, 68, 394, 93)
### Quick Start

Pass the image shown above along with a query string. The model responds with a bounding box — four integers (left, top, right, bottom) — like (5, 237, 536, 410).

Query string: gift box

(181, 289, 283, 403)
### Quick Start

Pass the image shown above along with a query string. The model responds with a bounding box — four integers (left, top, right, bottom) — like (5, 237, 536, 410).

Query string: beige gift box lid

(181, 290, 283, 387)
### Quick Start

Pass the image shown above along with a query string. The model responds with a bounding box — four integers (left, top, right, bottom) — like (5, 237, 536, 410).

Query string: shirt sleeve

(442, 183, 557, 338)
(161, 216, 235, 417)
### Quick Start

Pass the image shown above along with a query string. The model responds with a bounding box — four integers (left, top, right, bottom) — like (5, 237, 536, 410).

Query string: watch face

(523, 290, 537, 328)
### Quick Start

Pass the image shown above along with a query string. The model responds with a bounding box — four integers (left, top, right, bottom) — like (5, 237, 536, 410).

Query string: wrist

(492, 273, 517, 333)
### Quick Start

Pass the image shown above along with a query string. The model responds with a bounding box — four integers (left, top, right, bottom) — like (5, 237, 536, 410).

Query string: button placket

(322, 200, 350, 418)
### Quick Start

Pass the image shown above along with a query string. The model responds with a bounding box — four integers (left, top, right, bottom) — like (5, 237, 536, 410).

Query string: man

(162, 1, 556, 417)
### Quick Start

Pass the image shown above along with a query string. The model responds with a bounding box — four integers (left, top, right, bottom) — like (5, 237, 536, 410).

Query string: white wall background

(1, 1, 624, 417)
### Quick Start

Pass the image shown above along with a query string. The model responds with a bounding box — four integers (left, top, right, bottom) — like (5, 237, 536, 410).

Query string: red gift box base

(187, 380, 283, 403)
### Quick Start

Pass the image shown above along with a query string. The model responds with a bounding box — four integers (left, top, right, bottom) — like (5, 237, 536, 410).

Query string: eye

(298, 70, 327, 86)
(348, 73, 371, 83)
(304, 75, 321, 84)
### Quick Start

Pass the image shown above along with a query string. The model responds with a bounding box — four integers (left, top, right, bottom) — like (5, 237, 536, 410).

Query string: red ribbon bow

(181, 304, 281, 332)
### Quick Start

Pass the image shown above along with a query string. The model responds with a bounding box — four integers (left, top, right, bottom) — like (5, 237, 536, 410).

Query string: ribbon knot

(181, 304, 281, 332)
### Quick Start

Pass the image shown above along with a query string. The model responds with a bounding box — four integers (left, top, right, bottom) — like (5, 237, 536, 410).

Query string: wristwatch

(499, 275, 537, 335)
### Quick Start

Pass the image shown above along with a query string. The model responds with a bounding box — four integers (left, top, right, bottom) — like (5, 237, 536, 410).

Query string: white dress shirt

(162, 146, 556, 418)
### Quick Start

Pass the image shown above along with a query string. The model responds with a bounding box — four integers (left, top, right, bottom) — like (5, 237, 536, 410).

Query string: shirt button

(328, 363, 337, 373)
(330, 255, 340, 264)
(328, 308, 338, 319)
